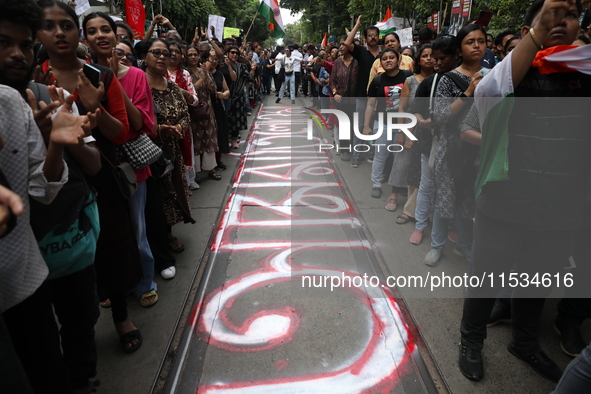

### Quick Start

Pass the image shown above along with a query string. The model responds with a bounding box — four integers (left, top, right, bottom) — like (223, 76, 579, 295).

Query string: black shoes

(486, 303, 512, 327)
(459, 342, 484, 381)
(275, 98, 281, 103)
(507, 343, 563, 383)
(554, 319, 586, 357)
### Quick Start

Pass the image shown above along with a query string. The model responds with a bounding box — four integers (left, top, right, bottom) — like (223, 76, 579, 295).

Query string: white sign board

(398, 27, 413, 47)
(75, 0, 91, 15)
(208, 15, 226, 41)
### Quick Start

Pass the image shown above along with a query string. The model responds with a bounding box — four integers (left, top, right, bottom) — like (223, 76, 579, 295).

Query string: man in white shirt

(291, 44, 303, 97)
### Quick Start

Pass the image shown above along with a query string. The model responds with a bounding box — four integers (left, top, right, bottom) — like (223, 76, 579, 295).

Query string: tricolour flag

(321, 33, 327, 47)
(375, 7, 396, 36)
(258, 0, 285, 38)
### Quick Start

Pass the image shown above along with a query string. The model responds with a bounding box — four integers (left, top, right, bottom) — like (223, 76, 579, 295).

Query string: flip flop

(139, 290, 158, 307)
(396, 214, 413, 225)
(99, 299, 111, 308)
(120, 328, 142, 354)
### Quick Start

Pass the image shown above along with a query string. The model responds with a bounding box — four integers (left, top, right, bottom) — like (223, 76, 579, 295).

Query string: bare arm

(460, 129, 482, 146)
(510, 0, 575, 88)
(363, 96, 377, 135)
(345, 15, 363, 53)
(65, 142, 101, 175)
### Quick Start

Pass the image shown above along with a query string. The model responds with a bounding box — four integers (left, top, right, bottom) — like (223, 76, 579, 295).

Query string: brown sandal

(168, 236, 185, 253)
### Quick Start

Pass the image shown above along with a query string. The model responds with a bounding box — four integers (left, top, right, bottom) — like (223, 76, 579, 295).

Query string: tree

(160, 0, 217, 40)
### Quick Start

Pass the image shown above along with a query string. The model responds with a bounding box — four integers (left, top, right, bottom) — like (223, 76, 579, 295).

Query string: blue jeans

(430, 207, 472, 251)
(415, 153, 433, 232)
(130, 181, 157, 297)
(370, 124, 398, 188)
(279, 73, 295, 100)
(553, 343, 591, 394)
(354, 98, 368, 158)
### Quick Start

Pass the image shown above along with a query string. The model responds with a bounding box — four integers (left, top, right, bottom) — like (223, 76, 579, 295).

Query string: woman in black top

(364, 48, 412, 200)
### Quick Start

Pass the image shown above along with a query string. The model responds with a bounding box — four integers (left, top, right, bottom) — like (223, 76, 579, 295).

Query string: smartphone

(83, 63, 101, 88)
(475, 10, 494, 29)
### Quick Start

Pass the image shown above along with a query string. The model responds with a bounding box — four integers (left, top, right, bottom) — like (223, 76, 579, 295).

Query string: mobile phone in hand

(83, 64, 101, 88)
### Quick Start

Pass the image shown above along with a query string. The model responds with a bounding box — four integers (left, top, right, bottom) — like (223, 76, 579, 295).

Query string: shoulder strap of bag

(429, 73, 439, 113)
(444, 71, 470, 94)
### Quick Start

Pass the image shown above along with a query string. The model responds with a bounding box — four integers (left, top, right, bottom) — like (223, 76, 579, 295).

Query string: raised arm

(345, 15, 363, 53)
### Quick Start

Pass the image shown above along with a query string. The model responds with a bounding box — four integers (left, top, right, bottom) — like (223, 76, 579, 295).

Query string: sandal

(139, 290, 158, 307)
(385, 196, 398, 211)
(216, 161, 227, 171)
(396, 214, 413, 225)
(99, 299, 111, 308)
(120, 328, 143, 353)
(168, 236, 185, 253)
(208, 170, 222, 181)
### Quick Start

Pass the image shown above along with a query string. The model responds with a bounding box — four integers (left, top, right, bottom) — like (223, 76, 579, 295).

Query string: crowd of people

(1, 0, 591, 393)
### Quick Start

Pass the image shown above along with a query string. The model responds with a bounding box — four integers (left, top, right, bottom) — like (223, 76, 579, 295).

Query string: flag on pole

(321, 33, 327, 47)
(258, 0, 285, 38)
(375, 7, 396, 36)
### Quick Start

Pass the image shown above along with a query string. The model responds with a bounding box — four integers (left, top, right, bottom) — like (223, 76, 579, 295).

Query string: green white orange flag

(258, 0, 285, 38)
(375, 7, 396, 36)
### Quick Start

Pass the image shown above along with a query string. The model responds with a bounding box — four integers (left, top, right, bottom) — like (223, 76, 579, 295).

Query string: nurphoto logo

(306, 109, 418, 153)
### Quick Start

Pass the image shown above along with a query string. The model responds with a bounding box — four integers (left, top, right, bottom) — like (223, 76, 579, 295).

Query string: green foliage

(160, 0, 218, 40)
(283, 20, 317, 45)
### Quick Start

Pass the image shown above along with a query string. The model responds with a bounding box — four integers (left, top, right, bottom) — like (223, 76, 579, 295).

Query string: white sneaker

(161, 266, 176, 279)
(189, 181, 200, 190)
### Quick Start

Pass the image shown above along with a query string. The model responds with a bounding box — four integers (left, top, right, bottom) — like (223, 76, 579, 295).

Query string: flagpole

(244, 11, 259, 41)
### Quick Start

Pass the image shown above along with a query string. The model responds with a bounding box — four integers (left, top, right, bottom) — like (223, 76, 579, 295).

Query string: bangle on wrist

(529, 27, 543, 50)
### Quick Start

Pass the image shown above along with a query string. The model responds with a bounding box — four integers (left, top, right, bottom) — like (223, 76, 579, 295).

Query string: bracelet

(529, 27, 543, 50)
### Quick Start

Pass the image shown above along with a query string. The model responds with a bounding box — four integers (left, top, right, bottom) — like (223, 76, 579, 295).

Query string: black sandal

(216, 161, 227, 171)
(208, 170, 222, 181)
(120, 329, 142, 354)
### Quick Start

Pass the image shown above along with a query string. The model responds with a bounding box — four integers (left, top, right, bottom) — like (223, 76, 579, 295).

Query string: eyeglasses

(229, 51, 239, 55)
(187, 53, 199, 57)
(119, 34, 129, 40)
(170, 49, 181, 55)
(367, 33, 379, 38)
(114, 49, 136, 62)
(148, 49, 171, 59)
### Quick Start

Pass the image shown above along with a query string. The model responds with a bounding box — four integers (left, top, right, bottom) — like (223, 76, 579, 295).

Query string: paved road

(94, 95, 591, 394)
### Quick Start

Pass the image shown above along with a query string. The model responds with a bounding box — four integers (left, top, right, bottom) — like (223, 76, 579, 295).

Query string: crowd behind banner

(0, 0, 591, 393)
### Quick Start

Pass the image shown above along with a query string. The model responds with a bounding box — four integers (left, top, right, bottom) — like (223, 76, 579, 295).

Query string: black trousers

(301, 73, 309, 96)
(461, 209, 577, 353)
(145, 176, 175, 272)
(48, 264, 99, 390)
(294, 72, 301, 97)
(3, 282, 72, 394)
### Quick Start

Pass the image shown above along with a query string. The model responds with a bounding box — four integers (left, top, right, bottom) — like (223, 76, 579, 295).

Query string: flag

(375, 7, 396, 36)
(534, 44, 591, 75)
(124, 0, 145, 40)
(321, 33, 327, 47)
(258, 0, 285, 38)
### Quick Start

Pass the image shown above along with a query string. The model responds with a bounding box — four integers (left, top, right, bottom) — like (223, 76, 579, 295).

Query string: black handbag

(189, 101, 211, 122)
(149, 134, 174, 179)
(100, 150, 138, 199)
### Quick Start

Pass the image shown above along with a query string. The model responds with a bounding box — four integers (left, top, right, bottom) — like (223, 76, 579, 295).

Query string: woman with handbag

(166, 41, 200, 193)
(186, 46, 222, 181)
(143, 38, 196, 255)
(37, 0, 145, 356)
(83, 13, 165, 314)
(425, 24, 487, 267)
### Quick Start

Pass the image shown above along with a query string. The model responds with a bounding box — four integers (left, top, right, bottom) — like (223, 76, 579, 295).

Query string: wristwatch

(332, 91, 338, 95)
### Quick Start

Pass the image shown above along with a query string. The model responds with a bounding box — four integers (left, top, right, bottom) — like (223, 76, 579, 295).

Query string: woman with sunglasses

(226, 46, 254, 149)
(37, 1, 145, 361)
(82, 11, 167, 306)
(186, 45, 221, 181)
(143, 38, 195, 256)
(166, 41, 200, 194)
(115, 40, 138, 67)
